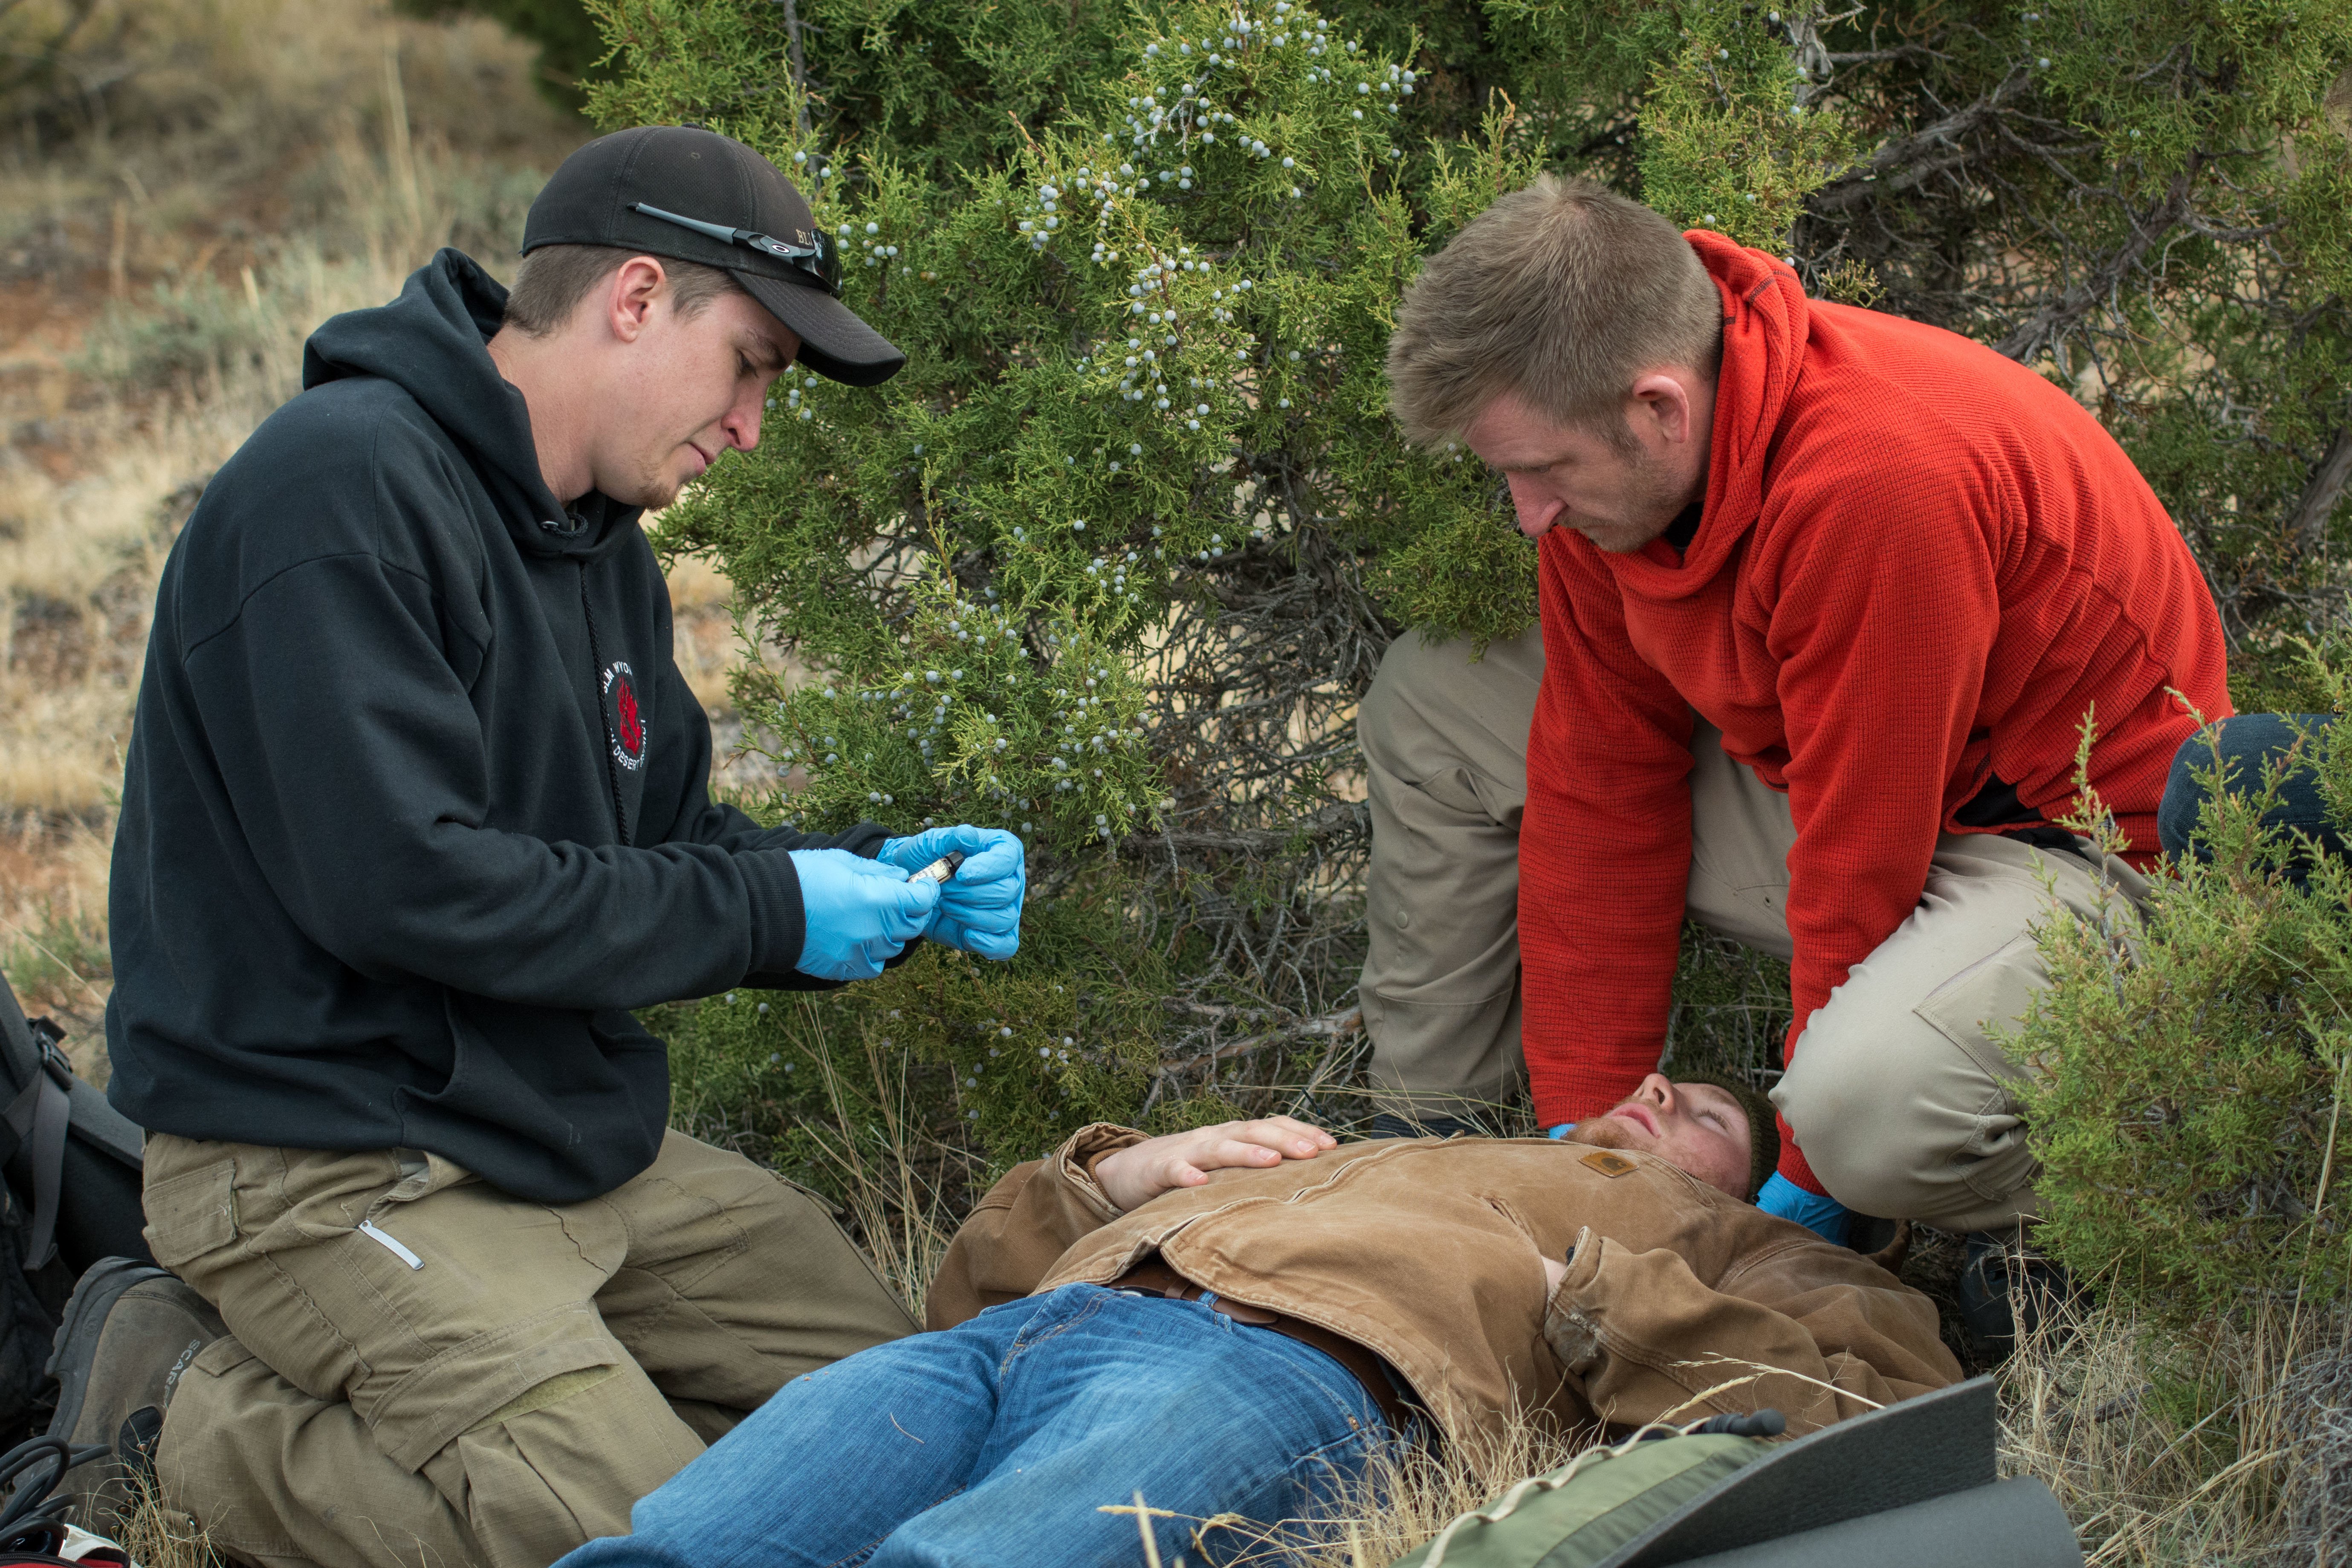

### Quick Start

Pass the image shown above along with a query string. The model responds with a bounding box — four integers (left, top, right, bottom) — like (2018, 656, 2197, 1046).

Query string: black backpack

(0, 981, 148, 1444)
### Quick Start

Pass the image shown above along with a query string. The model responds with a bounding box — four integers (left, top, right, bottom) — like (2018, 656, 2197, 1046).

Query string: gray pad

(1669, 1478, 2080, 1568)
(1602, 1377, 2075, 1567)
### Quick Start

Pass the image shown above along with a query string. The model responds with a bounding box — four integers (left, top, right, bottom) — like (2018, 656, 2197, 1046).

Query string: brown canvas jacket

(926, 1125, 1961, 1447)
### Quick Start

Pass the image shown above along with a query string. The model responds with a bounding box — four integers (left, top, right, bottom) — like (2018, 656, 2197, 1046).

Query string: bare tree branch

(1154, 1005, 1363, 1075)
(776, 0, 812, 136)
(1120, 800, 1368, 859)
(1807, 68, 2031, 214)
(2292, 426, 2352, 553)
(1993, 167, 2199, 364)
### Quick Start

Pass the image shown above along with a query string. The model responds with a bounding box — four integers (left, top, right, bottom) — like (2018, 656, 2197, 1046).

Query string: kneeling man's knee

(1771, 1010, 2037, 1232)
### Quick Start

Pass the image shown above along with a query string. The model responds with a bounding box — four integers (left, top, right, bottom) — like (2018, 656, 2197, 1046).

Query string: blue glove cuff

(1547, 1123, 1577, 1140)
(788, 848, 937, 982)
(1756, 1172, 1851, 1246)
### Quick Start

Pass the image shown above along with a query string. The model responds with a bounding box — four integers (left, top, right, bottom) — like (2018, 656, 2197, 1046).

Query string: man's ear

(1629, 371, 1697, 447)
(603, 256, 670, 345)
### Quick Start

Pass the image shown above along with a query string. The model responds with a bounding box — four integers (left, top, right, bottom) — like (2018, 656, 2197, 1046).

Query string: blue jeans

(555, 1282, 1392, 1568)
(2158, 714, 2343, 873)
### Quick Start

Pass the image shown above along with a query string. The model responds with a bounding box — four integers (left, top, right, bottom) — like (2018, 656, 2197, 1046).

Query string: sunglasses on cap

(629, 202, 843, 298)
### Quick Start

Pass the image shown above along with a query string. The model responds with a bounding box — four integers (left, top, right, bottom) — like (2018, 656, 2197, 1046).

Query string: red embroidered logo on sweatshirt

(602, 662, 646, 772)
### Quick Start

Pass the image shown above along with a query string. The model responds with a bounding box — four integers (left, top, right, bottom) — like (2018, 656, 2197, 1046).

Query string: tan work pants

(141, 1130, 918, 1568)
(1356, 625, 2146, 1233)
(1357, 623, 1548, 1122)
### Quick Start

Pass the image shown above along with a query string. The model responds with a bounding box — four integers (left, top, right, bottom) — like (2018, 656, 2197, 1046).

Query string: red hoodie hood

(1590, 232, 1811, 601)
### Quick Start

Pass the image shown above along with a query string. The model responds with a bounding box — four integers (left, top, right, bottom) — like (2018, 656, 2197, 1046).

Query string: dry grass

(786, 998, 975, 1315)
(2002, 1293, 2352, 1565)
(1273, 1423, 1591, 1568)
(111, 1475, 216, 1568)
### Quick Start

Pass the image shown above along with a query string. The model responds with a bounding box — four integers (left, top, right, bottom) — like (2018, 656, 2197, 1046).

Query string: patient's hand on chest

(1093, 1116, 1336, 1211)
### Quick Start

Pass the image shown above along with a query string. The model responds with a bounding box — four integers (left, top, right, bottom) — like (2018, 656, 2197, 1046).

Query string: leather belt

(1108, 1256, 1418, 1435)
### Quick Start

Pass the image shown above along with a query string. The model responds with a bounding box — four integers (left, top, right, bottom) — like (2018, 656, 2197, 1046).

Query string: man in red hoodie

(1364, 176, 2230, 1274)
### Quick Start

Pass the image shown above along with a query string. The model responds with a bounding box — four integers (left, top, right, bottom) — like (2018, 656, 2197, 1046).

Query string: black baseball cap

(521, 125, 906, 388)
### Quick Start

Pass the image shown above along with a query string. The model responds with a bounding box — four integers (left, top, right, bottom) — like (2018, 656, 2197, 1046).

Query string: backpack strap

(1, 1036, 73, 1271)
(53, 1076, 142, 1175)
(0, 981, 142, 1177)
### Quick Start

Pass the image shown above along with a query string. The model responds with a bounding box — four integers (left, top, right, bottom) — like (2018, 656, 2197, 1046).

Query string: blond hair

(1385, 176, 1723, 448)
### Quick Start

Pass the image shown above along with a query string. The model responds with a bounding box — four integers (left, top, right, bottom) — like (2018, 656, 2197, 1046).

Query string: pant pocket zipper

(358, 1220, 424, 1270)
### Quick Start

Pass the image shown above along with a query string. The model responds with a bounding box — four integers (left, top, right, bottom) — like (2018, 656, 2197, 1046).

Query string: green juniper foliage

(2011, 668, 2352, 1323)
(595, 0, 1551, 1185)
(585, 0, 2352, 1212)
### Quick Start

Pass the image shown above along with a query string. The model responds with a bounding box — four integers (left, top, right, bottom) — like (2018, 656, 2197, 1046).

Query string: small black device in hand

(906, 851, 965, 884)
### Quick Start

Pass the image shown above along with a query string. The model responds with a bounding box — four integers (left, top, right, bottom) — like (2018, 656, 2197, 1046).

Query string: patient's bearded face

(1563, 1075, 1751, 1198)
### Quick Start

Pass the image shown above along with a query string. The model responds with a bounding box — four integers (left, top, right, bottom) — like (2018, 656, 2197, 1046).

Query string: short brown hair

(502, 244, 747, 337)
(1386, 176, 1724, 448)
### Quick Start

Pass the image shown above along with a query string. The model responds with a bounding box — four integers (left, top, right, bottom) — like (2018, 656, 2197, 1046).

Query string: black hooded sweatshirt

(106, 250, 878, 1204)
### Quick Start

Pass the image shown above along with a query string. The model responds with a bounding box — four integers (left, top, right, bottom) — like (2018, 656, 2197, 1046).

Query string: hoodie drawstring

(578, 560, 634, 846)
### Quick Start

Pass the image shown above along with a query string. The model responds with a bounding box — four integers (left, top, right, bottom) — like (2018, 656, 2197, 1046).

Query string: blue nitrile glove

(1547, 1124, 1577, 1140)
(1756, 1171, 1851, 1246)
(876, 826, 1027, 960)
(789, 849, 940, 981)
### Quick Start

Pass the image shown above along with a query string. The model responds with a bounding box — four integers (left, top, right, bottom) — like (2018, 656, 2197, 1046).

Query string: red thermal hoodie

(1518, 234, 2230, 1193)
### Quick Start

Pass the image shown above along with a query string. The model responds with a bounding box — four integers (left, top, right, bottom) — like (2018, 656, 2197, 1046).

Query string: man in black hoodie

(46, 127, 1026, 1568)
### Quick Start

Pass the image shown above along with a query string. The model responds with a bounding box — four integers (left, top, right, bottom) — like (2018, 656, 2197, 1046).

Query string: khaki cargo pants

(1357, 623, 2147, 1233)
(141, 1130, 918, 1568)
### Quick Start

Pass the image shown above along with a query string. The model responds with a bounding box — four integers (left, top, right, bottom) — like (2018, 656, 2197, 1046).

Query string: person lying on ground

(555, 1078, 1961, 1568)
(48, 125, 1027, 1568)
